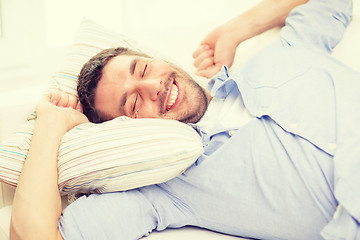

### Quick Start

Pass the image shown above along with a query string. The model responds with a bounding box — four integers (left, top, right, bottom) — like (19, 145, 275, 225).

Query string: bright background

(1, 0, 359, 103)
(0, 0, 258, 85)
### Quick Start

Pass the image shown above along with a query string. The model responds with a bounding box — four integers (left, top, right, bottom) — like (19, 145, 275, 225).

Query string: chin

(165, 75, 210, 123)
(174, 103, 208, 124)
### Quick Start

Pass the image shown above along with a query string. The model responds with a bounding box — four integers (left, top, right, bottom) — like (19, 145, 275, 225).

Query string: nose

(136, 77, 163, 101)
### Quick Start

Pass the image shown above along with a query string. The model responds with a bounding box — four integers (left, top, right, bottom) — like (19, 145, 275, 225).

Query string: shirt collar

(208, 66, 237, 100)
(207, 66, 229, 89)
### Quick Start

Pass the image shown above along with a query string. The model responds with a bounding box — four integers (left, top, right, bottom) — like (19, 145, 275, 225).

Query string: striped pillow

(0, 117, 203, 195)
(0, 18, 203, 195)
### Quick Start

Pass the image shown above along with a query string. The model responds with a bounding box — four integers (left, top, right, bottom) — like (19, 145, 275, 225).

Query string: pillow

(0, 18, 203, 195)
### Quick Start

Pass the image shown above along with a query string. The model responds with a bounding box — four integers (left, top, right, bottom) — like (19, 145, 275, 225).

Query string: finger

(67, 94, 78, 109)
(192, 44, 210, 58)
(197, 57, 215, 71)
(49, 91, 61, 105)
(193, 49, 214, 68)
(58, 91, 69, 107)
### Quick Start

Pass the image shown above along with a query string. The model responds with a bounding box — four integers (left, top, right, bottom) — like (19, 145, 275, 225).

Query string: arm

(59, 190, 160, 239)
(10, 92, 88, 240)
(281, 0, 353, 53)
(193, 0, 308, 78)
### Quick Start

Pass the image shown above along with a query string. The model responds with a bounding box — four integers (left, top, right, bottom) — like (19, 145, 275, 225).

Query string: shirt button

(328, 143, 337, 150)
(228, 130, 236, 136)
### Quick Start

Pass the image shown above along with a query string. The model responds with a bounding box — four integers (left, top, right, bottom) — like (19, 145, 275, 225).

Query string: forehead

(97, 56, 130, 91)
(94, 55, 132, 119)
(104, 54, 134, 72)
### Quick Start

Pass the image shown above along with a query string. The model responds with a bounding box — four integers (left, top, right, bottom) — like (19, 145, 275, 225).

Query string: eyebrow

(130, 58, 137, 75)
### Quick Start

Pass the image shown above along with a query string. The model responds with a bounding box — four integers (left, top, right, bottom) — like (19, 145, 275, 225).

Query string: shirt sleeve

(58, 184, 196, 239)
(280, 0, 353, 54)
(58, 190, 159, 240)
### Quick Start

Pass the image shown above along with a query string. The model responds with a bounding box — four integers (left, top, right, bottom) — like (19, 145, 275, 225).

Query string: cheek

(137, 103, 160, 118)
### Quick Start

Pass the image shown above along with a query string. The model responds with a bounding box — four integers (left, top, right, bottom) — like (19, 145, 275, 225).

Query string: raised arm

(281, 0, 353, 53)
(10, 92, 88, 240)
(192, 0, 308, 78)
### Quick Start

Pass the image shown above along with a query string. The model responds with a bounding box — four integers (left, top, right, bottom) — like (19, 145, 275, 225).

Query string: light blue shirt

(59, 0, 360, 239)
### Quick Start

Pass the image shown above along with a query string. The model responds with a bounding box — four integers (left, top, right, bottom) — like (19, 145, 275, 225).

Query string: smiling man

(78, 48, 211, 124)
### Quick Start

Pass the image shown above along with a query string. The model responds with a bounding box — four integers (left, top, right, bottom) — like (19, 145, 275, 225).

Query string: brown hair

(77, 47, 149, 123)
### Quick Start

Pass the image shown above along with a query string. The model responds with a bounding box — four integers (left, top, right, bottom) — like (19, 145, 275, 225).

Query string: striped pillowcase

(0, 18, 203, 195)
(0, 116, 203, 195)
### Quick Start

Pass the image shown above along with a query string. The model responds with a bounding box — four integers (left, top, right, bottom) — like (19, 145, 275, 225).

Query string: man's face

(94, 55, 211, 123)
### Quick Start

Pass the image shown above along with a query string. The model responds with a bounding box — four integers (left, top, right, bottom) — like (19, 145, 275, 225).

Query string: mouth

(165, 80, 180, 112)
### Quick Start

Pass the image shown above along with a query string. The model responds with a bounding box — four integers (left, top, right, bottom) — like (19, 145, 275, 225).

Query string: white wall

(0, 0, 125, 143)
(0, 0, 126, 88)
(0, 0, 259, 93)
(1, 0, 358, 103)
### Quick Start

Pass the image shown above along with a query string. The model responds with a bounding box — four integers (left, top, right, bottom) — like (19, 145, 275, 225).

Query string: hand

(193, 22, 239, 78)
(36, 91, 89, 135)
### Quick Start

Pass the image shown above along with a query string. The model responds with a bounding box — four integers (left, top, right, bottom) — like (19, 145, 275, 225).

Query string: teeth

(167, 84, 178, 110)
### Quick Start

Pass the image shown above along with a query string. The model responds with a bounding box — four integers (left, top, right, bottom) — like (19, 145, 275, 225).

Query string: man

(10, 0, 359, 239)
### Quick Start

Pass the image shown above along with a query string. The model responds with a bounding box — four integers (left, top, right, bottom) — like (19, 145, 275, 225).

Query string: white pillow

(0, 18, 203, 195)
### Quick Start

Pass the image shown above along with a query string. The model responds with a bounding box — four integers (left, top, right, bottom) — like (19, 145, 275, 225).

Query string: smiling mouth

(166, 82, 179, 111)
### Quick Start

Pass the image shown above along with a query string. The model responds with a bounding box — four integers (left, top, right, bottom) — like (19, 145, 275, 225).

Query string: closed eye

(131, 93, 142, 118)
(132, 94, 138, 113)
(141, 64, 148, 78)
